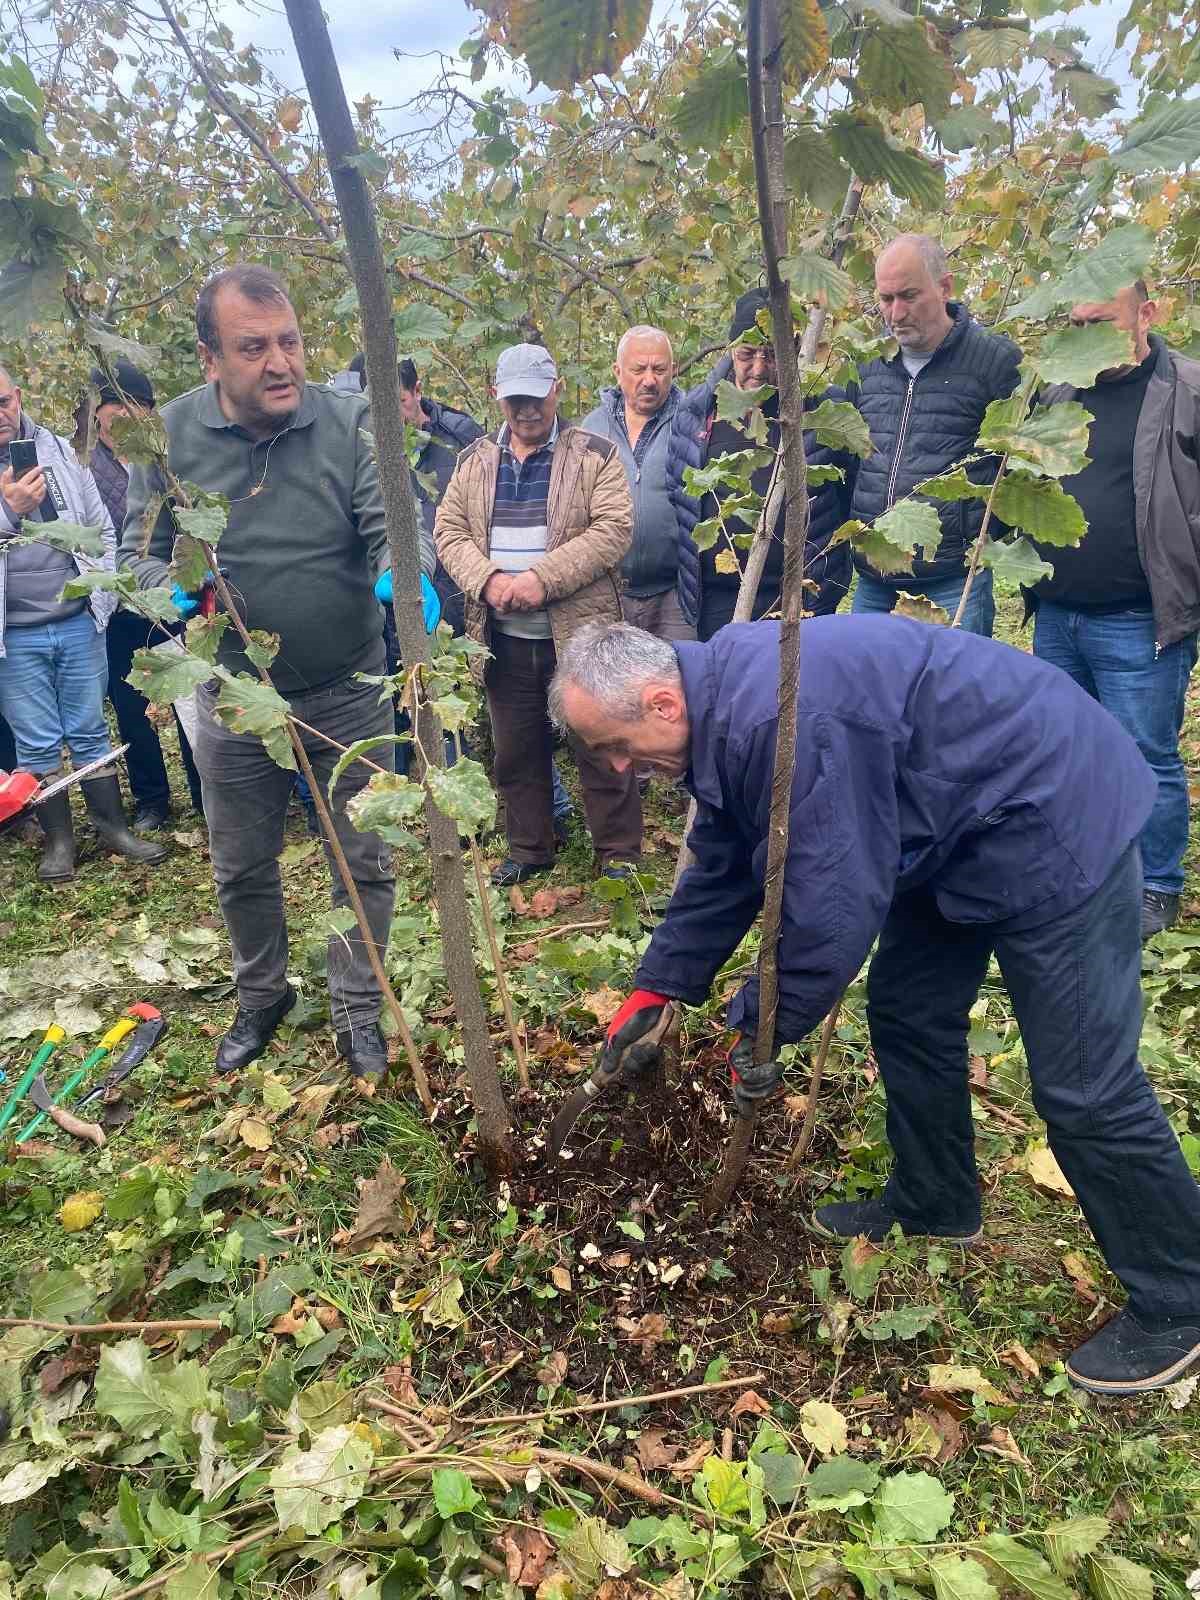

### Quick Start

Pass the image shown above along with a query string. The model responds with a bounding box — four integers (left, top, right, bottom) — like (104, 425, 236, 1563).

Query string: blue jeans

(0, 611, 112, 775)
(852, 568, 995, 637)
(869, 843, 1200, 1317)
(1033, 603, 1198, 895)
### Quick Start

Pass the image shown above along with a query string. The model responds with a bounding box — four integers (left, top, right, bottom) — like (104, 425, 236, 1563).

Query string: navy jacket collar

(883, 301, 972, 372)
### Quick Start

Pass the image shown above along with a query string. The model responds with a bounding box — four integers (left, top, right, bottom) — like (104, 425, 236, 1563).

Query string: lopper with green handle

(14, 1010, 141, 1144)
(0, 1025, 67, 1137)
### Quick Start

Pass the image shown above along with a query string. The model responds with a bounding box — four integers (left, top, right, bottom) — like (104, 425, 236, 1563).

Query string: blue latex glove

(171, 583, 199, 618)
(374, 568, 442, 634)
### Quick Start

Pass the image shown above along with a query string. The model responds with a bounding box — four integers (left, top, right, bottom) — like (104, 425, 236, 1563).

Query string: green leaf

(878, 500, 942, 567)
(17, 518, 105, 558)
(560, 1514, 634, 1582)
(499, 0, 653, 89)
(757, 1450, 808, 1507)
(1034, 322, 1134, 387)
(162, 1558, 219, 1600)
(244, 630, 280, 670)
(1007, 224, 1154, 322)
(269, 1423, 375, 1535)
(426, 757, 498, 833)
(327, 734, 408, 795)
(805, 1456, 880, 1512)
(859, 1301, 940, 1336)
(1111, 100, 1200, 174)
(841, 1236, 886, 1300)
(173, 501, 228, 547)
(929, 1554, 1000, 1600)
(0, 1456, 74, 1504)
(1083, 1555, 1155, 1600)
(345, 771, 425, 845)
(716, 380, 774, 424)
(93, 1340, 213, 1438)
(955, 26, 1029, 69)
(431, 693, 472, 733)
(933, 105, 1006, 153)
(212, 674, 296, 771)
(41, 1549, 120, 1600)
(1055, 67, 1121, 118)
(1044, 1517, 1110, 1574)
(780, 252, 855, 309)
(393, 303, 452, 347)
(784, 127, 853, 211)
(833, 518, 908, 576)
(915, 467, 989, 504)
(696, 1455, 750, 1517)
(978, 1535, 1076, 1600)
(859, 22, 954, 118)
(127, 645, 213, 706)
(979, 536, 1054, 587)
(0, 256, 66, 337)
(991, 472, 1086, 545)
(979, 401, 1093, 477)
(184, 613, 231, 665)
(872, 1470, 955, 1543)
(672, 50, 747, 150)
(827, 111, 945, 210)
(806, 398, 873, 458)
(781, 0, 830, 82)
(170, 535, 209, 594)
(431, 1465, 483, 1519)
(145, 1494, 203, 1551)
(29, 1267, 92, 1323)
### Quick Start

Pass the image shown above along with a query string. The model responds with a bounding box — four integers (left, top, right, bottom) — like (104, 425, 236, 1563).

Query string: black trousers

(867, 843, 1200, 1318)
(105, 610, 202, 812)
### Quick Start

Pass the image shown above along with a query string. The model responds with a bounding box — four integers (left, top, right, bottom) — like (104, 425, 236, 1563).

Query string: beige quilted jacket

(434, 424, 632, 664)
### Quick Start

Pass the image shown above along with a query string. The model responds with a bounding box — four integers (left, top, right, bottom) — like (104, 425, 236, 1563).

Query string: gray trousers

(620, 588, 696, 642)
(195, 666, 395, 1032)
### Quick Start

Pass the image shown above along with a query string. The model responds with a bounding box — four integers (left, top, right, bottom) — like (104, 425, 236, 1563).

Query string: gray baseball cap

(495, 343, 558, 399)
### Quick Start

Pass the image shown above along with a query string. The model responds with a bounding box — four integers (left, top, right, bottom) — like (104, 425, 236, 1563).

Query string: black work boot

(1141, 889, 1180, 941)
(336, 1022, 388, 1083)
(215, 984, 297, 1074)
(36, 786, 76, 882)
(807, 1197, 983, 1245)
(1067, 1308, 1200, 1395)
(82, 773, 169, 864)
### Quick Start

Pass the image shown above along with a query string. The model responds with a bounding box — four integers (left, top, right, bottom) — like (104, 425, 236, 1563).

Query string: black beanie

(728, 287, 770, 344)
(90, 358, 155, 410)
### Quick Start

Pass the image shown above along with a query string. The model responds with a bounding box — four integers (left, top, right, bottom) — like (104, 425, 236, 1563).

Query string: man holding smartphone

(0, 367, 168, 879)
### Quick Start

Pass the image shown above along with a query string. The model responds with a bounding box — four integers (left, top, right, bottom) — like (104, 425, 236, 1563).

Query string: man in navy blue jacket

(549, 618, 1200, 1397)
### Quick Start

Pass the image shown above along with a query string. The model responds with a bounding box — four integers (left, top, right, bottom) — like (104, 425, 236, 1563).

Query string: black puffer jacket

(847, 303, 1021, 585)
(414, 398, 484, 635)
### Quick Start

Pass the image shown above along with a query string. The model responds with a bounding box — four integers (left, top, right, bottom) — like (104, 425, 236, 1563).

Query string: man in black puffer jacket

(847, 235, 1021, 634)
(667, 289, 852, 640)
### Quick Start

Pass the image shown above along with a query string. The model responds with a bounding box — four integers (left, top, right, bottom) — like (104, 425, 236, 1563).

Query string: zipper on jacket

(885, 377, 917, 509)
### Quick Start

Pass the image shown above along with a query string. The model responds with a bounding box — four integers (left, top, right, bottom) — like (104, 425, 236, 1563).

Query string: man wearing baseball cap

(435, 342, 643, 884)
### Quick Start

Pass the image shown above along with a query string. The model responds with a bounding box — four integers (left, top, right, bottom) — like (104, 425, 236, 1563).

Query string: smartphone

(8, 440, 38, 480)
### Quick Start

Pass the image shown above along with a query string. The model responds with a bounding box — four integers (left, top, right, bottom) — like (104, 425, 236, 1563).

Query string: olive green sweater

(120, 381, 405, 695)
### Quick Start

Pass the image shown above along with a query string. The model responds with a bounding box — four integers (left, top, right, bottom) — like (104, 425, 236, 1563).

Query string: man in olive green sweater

(121, 264, 413, 1082)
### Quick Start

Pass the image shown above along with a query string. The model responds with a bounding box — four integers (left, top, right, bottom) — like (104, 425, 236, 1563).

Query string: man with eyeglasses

(1025, 278, 1200, 939)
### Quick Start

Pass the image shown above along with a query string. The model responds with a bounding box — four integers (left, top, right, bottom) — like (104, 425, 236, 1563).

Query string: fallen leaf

(1061, 1251, 1099, 1302)
(926, 1363, 1005, 1404)
(40, 1349, 95, 1395)
(239, 1116, 273, 1152)
(60, 1192, 104, 1232)
(271, 1296, 309, 1337)
(978, 1424, 1030, 1465)
(495, 1524, 555, 1588)
(580, 1243, 601, 1262)
(999, 1341, 1041, 1380)
(314, 1304, 343, 1331)
(969, 1056, 988, 1087)
(730, 1389, 772, 1423)
(313, 1120, 360, 1150)
(669, 1437, 714, 1476)
(331, 1156, 412, 1250)
(616, 1313, 669, 1355)
(556, 885, 584, 907)
(761, 1311, 798, 1335)
(1167, 1374, 1198, 1411)
(295, 1083, 339, 1124)
(580, 985, 624, 1027)
(508, 886, 530, 915)
(904, 1408, 963, 1463)
(380, 1360, 418, 1407)
(511, 941, 539, 961)
(799, 1399, 848, 1456)
(536, 1350, 568, 1388)
(529, 888, 559, 917)
(1025, 1141, 1075, 1197)
(635, 1427, 681, 1470)
(549, 1265, 572, 1293)
(604, 1251, 632, 1270)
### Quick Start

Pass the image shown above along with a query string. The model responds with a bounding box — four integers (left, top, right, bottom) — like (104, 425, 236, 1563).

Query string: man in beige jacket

(435, 344, 643, 885)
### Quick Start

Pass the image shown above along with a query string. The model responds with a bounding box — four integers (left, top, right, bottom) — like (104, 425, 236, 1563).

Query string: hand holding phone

(0, 464, 48, 523)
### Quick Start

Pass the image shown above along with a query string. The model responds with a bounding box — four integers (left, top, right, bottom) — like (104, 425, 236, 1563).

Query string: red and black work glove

(728, 1034, 784, 1116)
(599, 990, 672, 1088)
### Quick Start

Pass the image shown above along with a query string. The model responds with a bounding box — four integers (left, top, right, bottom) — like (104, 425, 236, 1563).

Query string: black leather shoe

(336, 1022, 388, 1082)
(1141, 889, 1180, 941)
(1067, 1308, 1200, 1395)
(807, 1197, 982, 1245)
(133, 803, 171, 832)
(215, 984, 296, 1074)
(491, 857, 552, 888)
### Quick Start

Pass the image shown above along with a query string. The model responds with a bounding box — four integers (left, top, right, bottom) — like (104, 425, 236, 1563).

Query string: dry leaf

(271, 1296, 309, 1337)
(495, 1525, 555, 1588)
(669, 1437, 714, 1476)
(380, 1360, 418, 1407)
(508, 886, 530, 915)
(635, 1427, 681, 1470)
(277, 96, 304, 132)
(529, 888, 559, 917)
(332, 1156, 412, 1250)
(999, 1341, 1040, 1380)
(969, 1055, 989, 1087)
(1061, 1251, 1098, 1302)
(536, 1350, 568, 1388)
(926, 1363, 1005, 1404)
(313, 1120, 360, 1150)
(617, 1312, 669, 1355)
(549, 1265, 572, 1293)
(511, 941, 539, 961)
(295, 1083, 339, 1124)
(729, 1389, 772, 1423)
(761, 1311, 798, 1335)
(713, 548, 739, 575)
(1025, 1141, 1075, 1197)
(555, 885, 584, 907)
(605, 1251, 632, 1270)
(239, 1116, 273, 1152)
(580, 985, 624, 1027)
(904, 1407, 963, 1463)
(39, 1349, 95, 1395)
(314, 1304, 343, 1331)
(978, 1424, 1030, 1465)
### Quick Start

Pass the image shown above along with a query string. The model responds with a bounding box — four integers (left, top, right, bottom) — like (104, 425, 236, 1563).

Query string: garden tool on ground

(75, 1003, 168, 1115)
(15, 1005, 149, 1144)
(0, 1026, 67, 1138)
(0, 746, 131, 833)
(544, 999, 678, 1162)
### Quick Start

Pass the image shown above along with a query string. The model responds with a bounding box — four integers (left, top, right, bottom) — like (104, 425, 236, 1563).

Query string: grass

(0, 583, 1198, 1595)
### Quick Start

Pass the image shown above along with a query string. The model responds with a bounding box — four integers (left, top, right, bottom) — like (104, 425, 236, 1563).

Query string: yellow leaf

(277, 96, 304, 133)
(713, 549, 740, 575)
(60, 1192, 104, 1232)
(799, 1398, 848, 1455)
(550, 1265, 573, 1293)
(781, 0, 830, 83)
(1025, 1141, 1074, 1197)
(926, 1362, 1005, 1403)
(239, 1116, 273, 1152)
(580, 985, 624, 1026)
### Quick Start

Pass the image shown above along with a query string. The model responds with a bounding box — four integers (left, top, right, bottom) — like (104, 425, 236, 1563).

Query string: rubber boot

(36, 786, 76, 882)
(81, 773, 170, 864)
